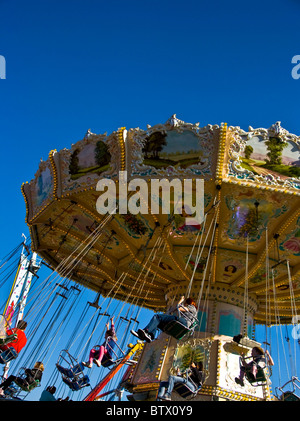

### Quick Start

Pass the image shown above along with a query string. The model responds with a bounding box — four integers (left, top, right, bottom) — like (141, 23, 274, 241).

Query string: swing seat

(239, 353, 271, 387)
(276, 376, 300, 401)
(62, 375, 90, 391)
(77, 375, 90, 389)
(253, 367, 267, 383)
(100, 354, 114, 368)
(174, 382, 200, 399)
(71, 362, 85, 377)
(0, 333, 18, 346)
(56, 349, 90, 391)
(56, 364, 74, 378)
(14, 367, 42, 393)
(0, 347, 18, 364)
(243, 364, 269, 386)
(4, 385, 18, 397)
(62, 377, 77, 391)
(14, 378, 40, 392)
(56, 363, 90, 390)
(158, 320, 197, 340)
(245, 371, 266, 385)
(56, 362, 85, 378)
(157, 303, 198, 340)
(91, 339, 124, 368)
(281, 391, 300, 401)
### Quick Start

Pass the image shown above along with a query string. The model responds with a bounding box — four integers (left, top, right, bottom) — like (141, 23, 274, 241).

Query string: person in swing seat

(131, 296, 197, 343)
(0, 361, 44, 393)
(235, 346, 274, 386)
(157, 361, 205, 401)
(0, 320, 27, 354)
(82, 316, 117, 368)
(0, 320, 28, 356)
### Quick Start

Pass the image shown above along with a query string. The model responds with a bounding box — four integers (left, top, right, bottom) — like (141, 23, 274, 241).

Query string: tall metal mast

(1, 235, 41, 380)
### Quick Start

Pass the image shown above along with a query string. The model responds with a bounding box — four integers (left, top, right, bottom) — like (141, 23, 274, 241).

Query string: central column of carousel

(123, 282, 273, 401)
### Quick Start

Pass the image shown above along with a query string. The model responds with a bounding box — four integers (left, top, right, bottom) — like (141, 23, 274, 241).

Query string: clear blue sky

(0, 0, 299, 401)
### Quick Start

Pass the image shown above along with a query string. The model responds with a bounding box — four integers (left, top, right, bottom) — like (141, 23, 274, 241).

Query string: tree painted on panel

(244, 145, 253, 160)
(265, 136, 288, 165)
(142, 132, 167, 159)
(95, 140, 111, 167)
(69, 149, 80, 174)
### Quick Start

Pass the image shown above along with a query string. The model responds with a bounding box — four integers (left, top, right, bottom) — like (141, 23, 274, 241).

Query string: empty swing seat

(276, 377, 300, 401)
(281, 391, 300, 401)
(0, 347, 18, 364)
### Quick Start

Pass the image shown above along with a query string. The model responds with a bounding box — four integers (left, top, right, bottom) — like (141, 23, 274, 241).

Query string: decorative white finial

(269, 121, 284, 137)
(84, 128, 94, 138)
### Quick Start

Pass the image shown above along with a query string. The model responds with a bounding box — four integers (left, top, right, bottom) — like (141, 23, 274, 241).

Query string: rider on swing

(131, 296, 197, 343)
(235, 346, 274, 386)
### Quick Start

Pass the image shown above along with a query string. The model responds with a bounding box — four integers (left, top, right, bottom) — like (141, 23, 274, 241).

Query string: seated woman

(131, 296, 197, 342)
(157, 361, 204, 401)
(0, 361, 44, 392)
(83, 317, 117, 368)
(235, 346, 274, 386)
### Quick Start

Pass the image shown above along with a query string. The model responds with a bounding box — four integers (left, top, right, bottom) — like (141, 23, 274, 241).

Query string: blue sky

(0, 0, 300, 401)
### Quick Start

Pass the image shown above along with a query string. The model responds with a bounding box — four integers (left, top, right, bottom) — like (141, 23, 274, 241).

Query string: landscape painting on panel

(240, 135, 300, 180)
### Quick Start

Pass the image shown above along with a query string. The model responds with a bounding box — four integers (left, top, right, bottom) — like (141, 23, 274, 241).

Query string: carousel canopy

(22, 115, 300, 324)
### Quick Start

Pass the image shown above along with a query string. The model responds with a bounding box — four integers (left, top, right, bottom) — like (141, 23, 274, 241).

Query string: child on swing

(82, 317, 117, 368)
(235, 346, 274, 386)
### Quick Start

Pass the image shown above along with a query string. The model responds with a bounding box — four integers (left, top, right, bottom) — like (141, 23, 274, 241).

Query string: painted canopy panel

(22, 117, 300, 323)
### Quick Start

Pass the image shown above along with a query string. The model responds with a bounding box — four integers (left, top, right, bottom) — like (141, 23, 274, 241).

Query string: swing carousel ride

(13, 115, 300, 401)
